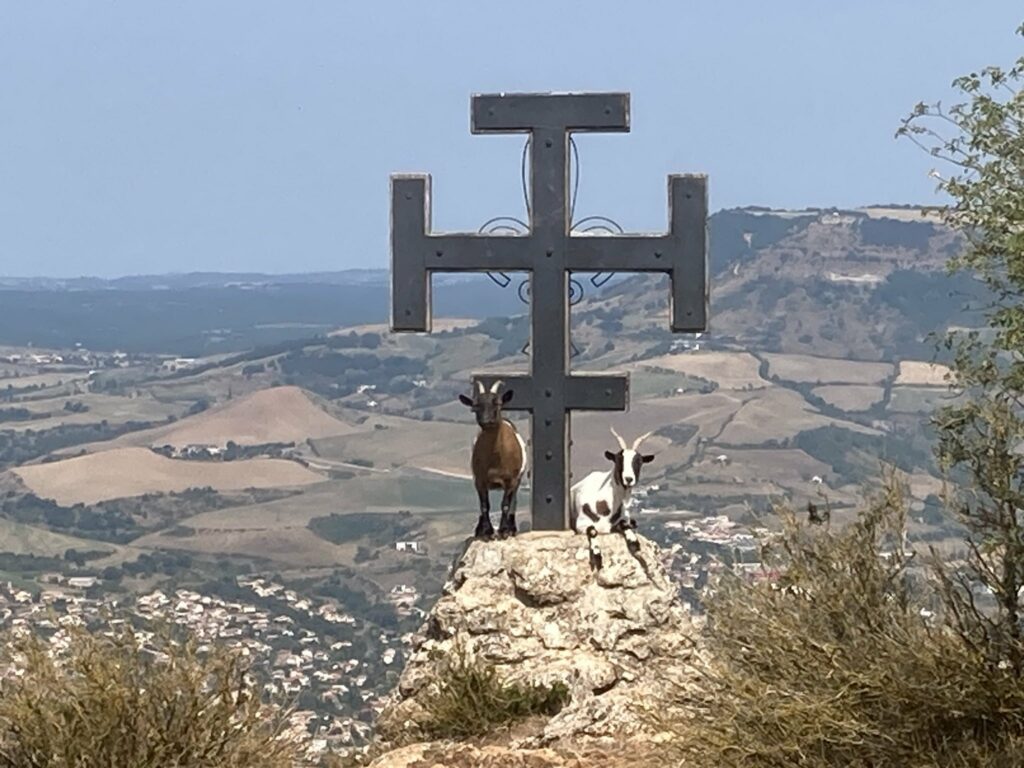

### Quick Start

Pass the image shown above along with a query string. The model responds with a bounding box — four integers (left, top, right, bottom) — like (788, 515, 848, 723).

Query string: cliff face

(371, 531, 702, 765)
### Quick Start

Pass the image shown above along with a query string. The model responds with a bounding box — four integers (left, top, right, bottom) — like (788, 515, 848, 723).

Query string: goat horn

(475, 380, 485, 395)
(489, 379, 503, 394)
(610, 426, 627, 451)
(632, 430, 655, 451)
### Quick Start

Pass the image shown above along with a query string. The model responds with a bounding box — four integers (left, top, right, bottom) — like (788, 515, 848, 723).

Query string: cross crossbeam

(390, 92, 708, 531)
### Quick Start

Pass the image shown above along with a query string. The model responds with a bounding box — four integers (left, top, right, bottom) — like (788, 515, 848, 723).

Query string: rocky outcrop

(365, 742, 636, 768)
(375, 531, 702, 752)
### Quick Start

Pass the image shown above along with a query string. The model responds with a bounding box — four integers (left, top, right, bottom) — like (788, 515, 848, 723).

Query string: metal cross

(390, 92, 708, 531)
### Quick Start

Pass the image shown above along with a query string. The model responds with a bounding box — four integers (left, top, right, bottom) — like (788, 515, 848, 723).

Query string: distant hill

(568, 205, 979, 362)
(0, 206, 976, 358)
(135, 386, 356, 449)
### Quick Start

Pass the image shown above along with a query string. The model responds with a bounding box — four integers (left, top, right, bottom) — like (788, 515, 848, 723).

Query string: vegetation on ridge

(656, 23, 1024, 768)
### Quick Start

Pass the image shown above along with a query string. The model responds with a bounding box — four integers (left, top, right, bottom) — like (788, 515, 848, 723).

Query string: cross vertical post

(390, 92, 709, 531)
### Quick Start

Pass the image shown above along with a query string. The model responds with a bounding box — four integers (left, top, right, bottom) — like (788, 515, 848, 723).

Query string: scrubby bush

(0, 623, 307, 767)
(415, 644, 570, 741)
(658, 473, 1024, 767)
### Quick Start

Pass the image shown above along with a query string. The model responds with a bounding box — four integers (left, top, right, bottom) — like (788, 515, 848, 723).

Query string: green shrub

(0, 622, 306, 767)
(417, 644, 570, 741)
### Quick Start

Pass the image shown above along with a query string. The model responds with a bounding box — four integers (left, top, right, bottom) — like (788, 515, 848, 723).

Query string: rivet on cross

(390, 92, 708, 531)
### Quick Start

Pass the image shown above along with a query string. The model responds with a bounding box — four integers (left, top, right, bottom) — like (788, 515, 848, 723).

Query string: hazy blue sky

(0, 3, 1021, 278)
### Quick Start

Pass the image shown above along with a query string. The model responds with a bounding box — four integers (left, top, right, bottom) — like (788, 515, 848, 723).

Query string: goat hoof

(474, 523, 494, 540)
(498, 526, 517, 539)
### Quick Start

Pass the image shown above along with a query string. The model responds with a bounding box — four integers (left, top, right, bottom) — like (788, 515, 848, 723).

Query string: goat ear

(604, 450, 617, 462)
(501, 389, 514, 404)
(458, 394, 474, 407)
(641, 454, 655, 463)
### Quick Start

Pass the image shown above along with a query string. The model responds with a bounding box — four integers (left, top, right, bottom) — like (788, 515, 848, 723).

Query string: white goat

(570, 427, 655, 569)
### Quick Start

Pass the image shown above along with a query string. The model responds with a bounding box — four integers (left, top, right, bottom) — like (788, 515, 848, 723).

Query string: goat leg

(474, 486, 494, 539)
(615, 506, 641, 554)
(497, 486, 518, 539)
(586, 526, 603, 571)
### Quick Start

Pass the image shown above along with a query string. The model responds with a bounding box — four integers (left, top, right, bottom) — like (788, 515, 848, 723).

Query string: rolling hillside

(0, 204, 972, 599)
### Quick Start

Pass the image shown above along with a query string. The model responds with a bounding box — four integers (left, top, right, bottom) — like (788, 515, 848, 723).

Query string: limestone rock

(366, 742, 630, 768)
(376, 531, 702, 749)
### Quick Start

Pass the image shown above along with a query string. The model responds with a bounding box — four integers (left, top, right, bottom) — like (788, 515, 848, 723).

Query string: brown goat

(458, 380, 527, 538)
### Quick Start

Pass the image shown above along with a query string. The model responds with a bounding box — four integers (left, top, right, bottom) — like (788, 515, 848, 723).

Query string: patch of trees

(794, 425, 934, 483)
(708, 210, 818, 274)
(873, 268, 982, 333)
(468, 316, 530, 360)
(308, 511, 420, 548)
(0, 493, 141, 543)
(117, 550, 194, 578)
(0, 552, 65, 573)
(0, 486, 265, 545)
(151, 441, 296, 461)
(326, 331, 382, 350)
(0, 419, 160, 468)
(279, 350, 424, 398)
(657, 423, 699, 445)
(0, 408, 47, 423)
(63, 548, 111, 567)
(185, 399, 209, 416)
(858, 218, 936, 251)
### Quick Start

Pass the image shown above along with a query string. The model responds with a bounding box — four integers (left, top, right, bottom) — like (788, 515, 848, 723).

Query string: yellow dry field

(812, 385, 885, 411)
(154, 386, 356, 446)
(66, 386, 356, 452)
(13, 447, 326, 505)
(175, 472, 470, 532)
(639, 351, 767, 389)
(718, 389, 879, 445)
(312, 416, 474, 476)
(765, 353, 894, 385)
(895, 361, 952, 386)
(858, 206, 941, 222)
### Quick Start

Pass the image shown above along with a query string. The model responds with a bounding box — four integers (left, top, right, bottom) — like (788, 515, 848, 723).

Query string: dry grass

(0, 622, 307, 767)
(654, 474, 1024, 767)
(388, 643, 570, 743)
(718, 388, 879, 445)
(148, 385, 356, 447)
(640, 351, 767, 390)
(895, 360, 953, 386)
(811, 384, 885, 411)
(764, 353, 894, 385)
(13, 447, 325, 504)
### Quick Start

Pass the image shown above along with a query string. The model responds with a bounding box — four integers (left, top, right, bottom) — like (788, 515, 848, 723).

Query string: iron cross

(390, 92, 708, 531)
